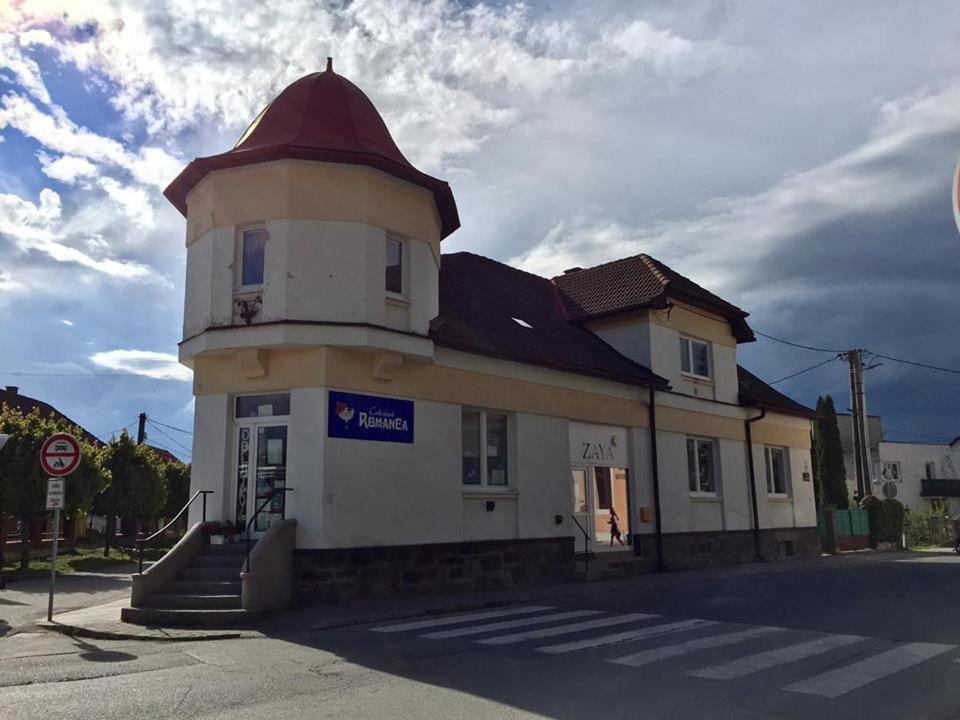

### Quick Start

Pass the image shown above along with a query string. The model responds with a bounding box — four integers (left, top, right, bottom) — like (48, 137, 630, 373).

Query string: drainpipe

(648, 385, 665, 571)
(745, 408, 767, 562)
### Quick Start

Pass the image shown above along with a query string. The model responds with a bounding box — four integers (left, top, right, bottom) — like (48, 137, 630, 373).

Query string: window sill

(768, 494, 793, 502)
(689, 493, 722, 503)
(462, 488, 518, 500)
(385, 293, 409, 306)
(681, 372, 714, 385)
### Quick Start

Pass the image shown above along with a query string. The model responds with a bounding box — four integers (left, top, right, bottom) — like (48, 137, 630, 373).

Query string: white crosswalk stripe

(421, 610, 602, 639)
(784, 642, 954, 698)
(689, 634, 865, 680)
(477, 612, 660, 646)
(610, 625, 786, 668)
(537, 618, 718, 655)
(369, 605, 555, 633)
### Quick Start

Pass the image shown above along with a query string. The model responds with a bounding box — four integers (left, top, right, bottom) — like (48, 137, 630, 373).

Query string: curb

(36, 620, 245, 643)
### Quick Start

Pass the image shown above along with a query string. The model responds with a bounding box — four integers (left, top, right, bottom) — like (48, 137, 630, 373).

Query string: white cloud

(0, 188, 164, 281)
(511, 79, 960, 297)
(38, 153, 98, 183)
(97, 176, 154, 226)
(60, 319, 73, 326)
(90, 350, 193, 381)
(0, 32, 52, 106)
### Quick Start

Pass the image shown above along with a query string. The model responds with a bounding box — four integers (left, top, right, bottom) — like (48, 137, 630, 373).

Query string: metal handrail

(136, 490, 214, 573)
(570, 514, 591, 576)
(245, 487, 294, 574)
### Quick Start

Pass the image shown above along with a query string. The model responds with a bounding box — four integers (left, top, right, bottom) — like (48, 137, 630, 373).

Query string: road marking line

(477, 613, 660, 646)
(689, 634, 865, 680)
(784, 642, 954, 698)
(421, 610, 602, 639)
(610, 625, 786, 667)
(536, 618, 718, 655)
(370, 605, 556, 633)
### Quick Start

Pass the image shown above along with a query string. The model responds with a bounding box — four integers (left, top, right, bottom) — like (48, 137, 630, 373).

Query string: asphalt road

(1, 552, 958, 720)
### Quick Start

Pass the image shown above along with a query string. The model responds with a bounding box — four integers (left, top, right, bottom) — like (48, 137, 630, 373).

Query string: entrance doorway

(234, 421, 289, 538)
(571, 465, 630, 552)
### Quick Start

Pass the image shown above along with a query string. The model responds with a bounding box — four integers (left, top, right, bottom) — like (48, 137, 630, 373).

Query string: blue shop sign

(328, 391, 414, 444)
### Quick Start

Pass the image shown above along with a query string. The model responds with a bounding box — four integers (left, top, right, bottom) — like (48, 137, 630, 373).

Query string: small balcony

(920, 478, 960, 497)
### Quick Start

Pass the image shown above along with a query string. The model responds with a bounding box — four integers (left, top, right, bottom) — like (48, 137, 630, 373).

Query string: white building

(876, 439, 960, 513)
(138, 60, 821, 613)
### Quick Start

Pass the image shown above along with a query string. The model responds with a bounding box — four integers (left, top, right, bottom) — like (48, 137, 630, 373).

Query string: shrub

(862, 497, 905, 546)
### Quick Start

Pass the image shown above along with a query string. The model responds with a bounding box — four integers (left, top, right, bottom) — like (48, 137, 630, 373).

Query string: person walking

(608, 507, 625, 546)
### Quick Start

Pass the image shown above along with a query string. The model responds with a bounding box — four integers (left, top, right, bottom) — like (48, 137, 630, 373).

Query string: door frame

(231, 416, 290, 538)
(571, 463, 632, 553)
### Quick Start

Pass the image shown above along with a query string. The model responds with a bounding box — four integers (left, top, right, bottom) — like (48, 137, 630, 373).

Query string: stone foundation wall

(293, 536, 574, 605)
(630, 527, 821, 570)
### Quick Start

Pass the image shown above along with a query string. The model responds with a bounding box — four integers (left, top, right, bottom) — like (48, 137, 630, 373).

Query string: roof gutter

(648, 385, 665, 571)
(745, 408, 766, 562)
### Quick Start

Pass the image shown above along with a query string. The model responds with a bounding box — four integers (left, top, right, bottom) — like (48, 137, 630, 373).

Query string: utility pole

(843, 349, 877, 503)
(136, 412, 147, 445)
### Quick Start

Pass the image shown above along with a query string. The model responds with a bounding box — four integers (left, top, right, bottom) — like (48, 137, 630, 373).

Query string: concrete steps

(123, 540, 255, 628)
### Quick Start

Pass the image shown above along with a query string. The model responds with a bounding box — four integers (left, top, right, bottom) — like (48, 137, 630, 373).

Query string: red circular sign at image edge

(40, 433, 81, 477)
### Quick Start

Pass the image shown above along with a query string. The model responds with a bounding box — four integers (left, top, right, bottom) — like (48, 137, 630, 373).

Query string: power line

(145, 438, 190, 461)
(149, 418, 194, 436)
(769, 356, 840, 385)
(146, 420, 193, 455)
(869, 326, 960, 350)
(1, 371, 182, 378)
(753, 330, 845, 354)
(872, 353, 960, 376)
(103, 419, 138, 438)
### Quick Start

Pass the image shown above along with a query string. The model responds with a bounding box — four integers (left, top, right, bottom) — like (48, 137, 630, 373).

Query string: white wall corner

(237, 348, 268, 378)
(373, 351, 403, 381)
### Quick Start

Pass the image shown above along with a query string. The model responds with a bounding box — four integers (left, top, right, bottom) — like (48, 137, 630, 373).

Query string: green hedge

(862, 497, 905, 545)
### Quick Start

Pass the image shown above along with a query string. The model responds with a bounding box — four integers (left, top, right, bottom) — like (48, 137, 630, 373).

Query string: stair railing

(245, 487, 294, 574)
(570, 514, 591, 576)
(136, 490, 214, 574)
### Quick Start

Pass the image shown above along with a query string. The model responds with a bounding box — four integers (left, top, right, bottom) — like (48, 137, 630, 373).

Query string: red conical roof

(165, 59, 459, 238)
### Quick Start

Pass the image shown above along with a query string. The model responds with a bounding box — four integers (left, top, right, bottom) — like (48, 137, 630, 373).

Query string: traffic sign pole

(40, 434, 80, 624)
(48, 506, 59, 622)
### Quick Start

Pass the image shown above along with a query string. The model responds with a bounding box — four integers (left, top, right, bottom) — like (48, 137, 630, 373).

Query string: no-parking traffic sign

(40, 433, 81, 477)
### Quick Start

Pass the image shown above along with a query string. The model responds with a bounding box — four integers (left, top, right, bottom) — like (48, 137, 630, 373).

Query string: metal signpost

(40, 433, 81, 622)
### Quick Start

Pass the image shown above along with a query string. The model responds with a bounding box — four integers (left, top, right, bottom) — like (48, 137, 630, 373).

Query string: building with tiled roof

(134, 59, 819, 623)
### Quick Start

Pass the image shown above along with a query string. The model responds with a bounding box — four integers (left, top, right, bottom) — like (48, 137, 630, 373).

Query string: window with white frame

(239, 228, 268, 289)
(385, 236, 403, 296)
(881, 461, 901, 482)
(765, 446, 789, 495)
(686, 437, 718, 495)
(461, 409, 509, 487)
(679, 336, 711, 379)
(924, 462, 937, 480)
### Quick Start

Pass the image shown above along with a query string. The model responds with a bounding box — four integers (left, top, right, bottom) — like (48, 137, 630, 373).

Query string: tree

(162, 461, 191, 523)
(0, 405, 108, 567)
(812, 395, 849, 509)
(99, 432, 166, 553)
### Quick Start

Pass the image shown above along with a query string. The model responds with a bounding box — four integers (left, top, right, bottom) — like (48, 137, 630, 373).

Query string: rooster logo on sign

(336, 401, 356, 428)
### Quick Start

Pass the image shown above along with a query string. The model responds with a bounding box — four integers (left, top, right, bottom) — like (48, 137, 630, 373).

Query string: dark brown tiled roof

(737, 366, 816, 419)
(554, 254, 755, 342)
(432, 253, 668, 388)
(0, 387, 100, 445)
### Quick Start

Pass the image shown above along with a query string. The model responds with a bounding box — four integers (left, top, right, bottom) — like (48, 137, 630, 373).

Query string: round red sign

(40, 433, 81, 477)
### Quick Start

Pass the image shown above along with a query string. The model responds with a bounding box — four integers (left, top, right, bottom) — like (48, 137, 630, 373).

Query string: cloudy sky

(1, 0, 959, 459)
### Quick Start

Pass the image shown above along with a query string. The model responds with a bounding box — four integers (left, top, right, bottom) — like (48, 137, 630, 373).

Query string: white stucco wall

(182, 218, 438, 355)
(877, 441, 960, 511)
(187, 393, 231, 526)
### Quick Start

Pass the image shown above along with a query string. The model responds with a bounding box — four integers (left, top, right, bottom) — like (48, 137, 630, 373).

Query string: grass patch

(2, 545, 170, 584)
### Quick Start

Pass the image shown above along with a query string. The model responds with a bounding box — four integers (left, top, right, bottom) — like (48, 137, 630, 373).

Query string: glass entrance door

(235, 422, 288, 537)
(571, 465, 630, 552)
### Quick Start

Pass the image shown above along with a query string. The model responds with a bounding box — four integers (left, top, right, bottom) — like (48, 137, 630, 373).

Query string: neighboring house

(876, 440, 960, 514)
(164, 61, 819, 604)
(837, 412, 884, 500)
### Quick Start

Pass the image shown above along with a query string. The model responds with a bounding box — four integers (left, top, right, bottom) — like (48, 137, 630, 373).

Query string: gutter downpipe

(745, 408, 767, 562)
(648, 385, 665, 571)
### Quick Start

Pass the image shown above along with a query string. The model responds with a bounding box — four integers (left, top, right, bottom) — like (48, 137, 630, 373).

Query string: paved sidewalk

(0, 566, 136, 637)
(37, 598, 255, 642)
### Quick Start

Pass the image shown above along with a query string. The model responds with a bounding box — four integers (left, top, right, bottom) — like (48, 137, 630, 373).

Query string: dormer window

(239, 228, 268, 289)
(680, 336, 711, 380)
(385, 236, 403, 296)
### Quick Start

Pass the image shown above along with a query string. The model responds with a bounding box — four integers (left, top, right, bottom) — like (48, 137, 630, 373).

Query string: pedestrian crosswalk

(367, 605, 956, 698)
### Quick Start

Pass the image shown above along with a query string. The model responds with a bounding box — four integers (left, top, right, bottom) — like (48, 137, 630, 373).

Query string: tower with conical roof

(165, 60, 458, 538)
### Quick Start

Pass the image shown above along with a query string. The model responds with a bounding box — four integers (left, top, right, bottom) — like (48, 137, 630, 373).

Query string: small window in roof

(511, 317, 533, 329)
